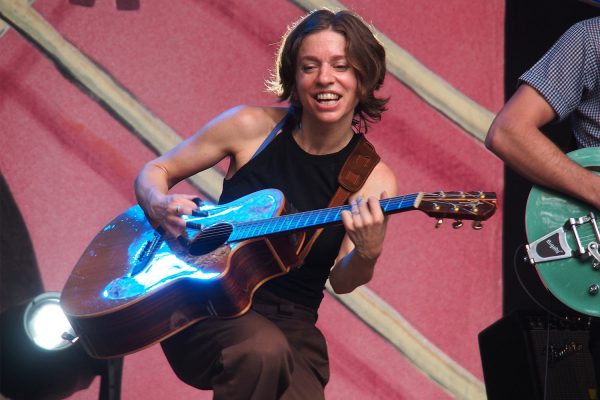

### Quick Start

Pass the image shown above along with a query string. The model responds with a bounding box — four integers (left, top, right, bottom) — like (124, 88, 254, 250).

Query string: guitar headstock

(416, 191, 497, 229)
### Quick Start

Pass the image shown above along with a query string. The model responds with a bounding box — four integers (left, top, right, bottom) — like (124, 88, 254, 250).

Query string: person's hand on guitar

(140, 192, 200, 238)
(340, 192, 389, 261)
(330, 160, 398, 294)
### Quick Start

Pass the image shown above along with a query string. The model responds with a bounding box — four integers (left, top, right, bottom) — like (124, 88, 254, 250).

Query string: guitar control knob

(589, 284, 599, 296)
(435, 219, 443, 229)
(452, 220, 463, 229)
(472, 221, 483, 230)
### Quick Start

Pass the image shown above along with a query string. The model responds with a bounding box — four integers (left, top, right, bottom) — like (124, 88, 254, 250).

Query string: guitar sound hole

(188, 223, 232, 256)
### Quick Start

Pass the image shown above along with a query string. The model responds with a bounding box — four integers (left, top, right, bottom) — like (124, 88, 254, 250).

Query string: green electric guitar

(525, 147, 600, 317)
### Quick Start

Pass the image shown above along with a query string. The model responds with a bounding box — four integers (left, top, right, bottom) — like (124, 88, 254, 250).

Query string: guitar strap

(250, 113, 289, 160)
(294, 134, 381, 264)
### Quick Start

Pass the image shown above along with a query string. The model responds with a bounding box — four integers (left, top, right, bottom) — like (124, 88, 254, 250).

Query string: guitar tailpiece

(525, 226, 573, 265)
(527, 212, 600, 266)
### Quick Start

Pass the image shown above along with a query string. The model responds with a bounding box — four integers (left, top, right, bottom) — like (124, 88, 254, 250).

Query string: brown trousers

(161, 291, 330, 400)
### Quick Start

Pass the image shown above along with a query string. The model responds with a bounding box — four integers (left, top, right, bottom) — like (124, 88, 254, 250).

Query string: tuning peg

(472, 220, 483, 230)
(435, 219, 443, 229)
(452, 220, 463, 229)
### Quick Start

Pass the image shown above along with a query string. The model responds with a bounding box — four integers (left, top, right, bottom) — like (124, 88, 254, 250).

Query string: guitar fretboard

(228, 193, 420, 242)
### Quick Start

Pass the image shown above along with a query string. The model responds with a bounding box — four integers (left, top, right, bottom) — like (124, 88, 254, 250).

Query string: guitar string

(182, 194, 418, 241)
(179, 193, 495, 242)
(228, 196, 494, 233)
(563, 221, 598, 243)
(186, 193, 494, 231)
(575, 231, 599, 242)
(176, 193, 494, 242)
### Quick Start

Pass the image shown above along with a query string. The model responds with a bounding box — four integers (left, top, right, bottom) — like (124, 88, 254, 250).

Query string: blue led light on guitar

(103, 253, 219, 300)
(102, 224, 116, 232)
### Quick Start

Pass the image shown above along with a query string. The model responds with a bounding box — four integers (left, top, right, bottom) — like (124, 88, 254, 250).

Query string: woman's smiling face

(295, 29, 359, 126)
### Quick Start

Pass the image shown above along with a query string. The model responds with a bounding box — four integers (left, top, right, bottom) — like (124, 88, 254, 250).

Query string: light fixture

(23, 291, 77, 351)
(1, 292, 123, 400)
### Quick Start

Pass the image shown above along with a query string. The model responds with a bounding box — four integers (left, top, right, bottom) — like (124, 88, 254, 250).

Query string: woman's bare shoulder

(221, 105, 288, 139)
(357, 160, 398, 198)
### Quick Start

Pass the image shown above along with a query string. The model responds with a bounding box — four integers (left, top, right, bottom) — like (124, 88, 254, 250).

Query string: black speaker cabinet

(479, 312, 598, 400)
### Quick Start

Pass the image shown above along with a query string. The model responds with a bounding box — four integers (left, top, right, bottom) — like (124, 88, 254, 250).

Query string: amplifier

(479, 312, 598, 400)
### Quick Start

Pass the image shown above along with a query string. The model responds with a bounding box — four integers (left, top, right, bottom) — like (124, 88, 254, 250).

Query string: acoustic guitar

(61, 189, 497, 358)
(525, 147, 600, 318)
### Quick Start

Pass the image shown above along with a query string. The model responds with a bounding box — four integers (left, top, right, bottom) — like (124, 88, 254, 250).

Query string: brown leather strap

(295, 135, 380, 263)
(338, 135, 381, 193)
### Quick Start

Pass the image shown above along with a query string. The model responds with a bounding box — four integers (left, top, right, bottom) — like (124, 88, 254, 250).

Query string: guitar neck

(228, 193, 421, 242)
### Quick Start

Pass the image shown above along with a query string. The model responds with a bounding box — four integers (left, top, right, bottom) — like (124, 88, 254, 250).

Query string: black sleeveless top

(219, 118, 362, 309)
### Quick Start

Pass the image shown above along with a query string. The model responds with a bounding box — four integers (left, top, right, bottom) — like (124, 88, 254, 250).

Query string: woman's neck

(293, 115, 355, 155)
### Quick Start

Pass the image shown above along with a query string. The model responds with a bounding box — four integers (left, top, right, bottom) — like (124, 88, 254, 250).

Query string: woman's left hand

(340, 192, 389, 260)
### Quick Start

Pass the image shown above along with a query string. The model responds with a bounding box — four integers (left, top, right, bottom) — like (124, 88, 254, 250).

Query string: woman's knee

(232, 325, 293, 371)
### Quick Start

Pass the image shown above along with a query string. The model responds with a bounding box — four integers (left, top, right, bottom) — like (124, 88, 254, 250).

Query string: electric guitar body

(525, 147, 600, 317)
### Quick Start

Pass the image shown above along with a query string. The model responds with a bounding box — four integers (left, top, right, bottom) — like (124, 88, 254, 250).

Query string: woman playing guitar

(134, 9, 397, 400)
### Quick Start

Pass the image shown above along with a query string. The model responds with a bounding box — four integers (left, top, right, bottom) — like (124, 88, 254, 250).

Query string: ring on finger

(175, 205, 181, 215)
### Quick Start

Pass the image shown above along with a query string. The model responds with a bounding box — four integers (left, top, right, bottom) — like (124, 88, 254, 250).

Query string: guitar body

(61, 187, 497, 358)
(525, 147, 600, 317)
(61, 189, 303, 358)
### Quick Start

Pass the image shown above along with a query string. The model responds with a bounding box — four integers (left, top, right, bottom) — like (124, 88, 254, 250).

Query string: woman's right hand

(145, 193, 201, 238)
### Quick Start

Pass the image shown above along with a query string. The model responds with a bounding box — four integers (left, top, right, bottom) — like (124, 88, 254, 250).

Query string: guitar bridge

(132, 231, 164, 275)
(567, 213, 600, 256)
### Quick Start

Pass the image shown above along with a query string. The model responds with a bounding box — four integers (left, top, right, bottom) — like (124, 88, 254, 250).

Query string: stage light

(0, 292, 123, 400)
(23, 291, 77, 351)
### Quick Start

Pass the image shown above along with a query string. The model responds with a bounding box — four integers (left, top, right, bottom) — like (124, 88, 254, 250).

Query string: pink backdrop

(0, 1, 504, 398)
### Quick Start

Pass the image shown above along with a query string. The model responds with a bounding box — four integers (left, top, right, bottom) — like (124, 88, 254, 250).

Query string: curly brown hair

(268, 9, 388, 132)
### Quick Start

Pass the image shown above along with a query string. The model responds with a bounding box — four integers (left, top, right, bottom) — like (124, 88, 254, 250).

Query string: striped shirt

(519, 17, 600, 148)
